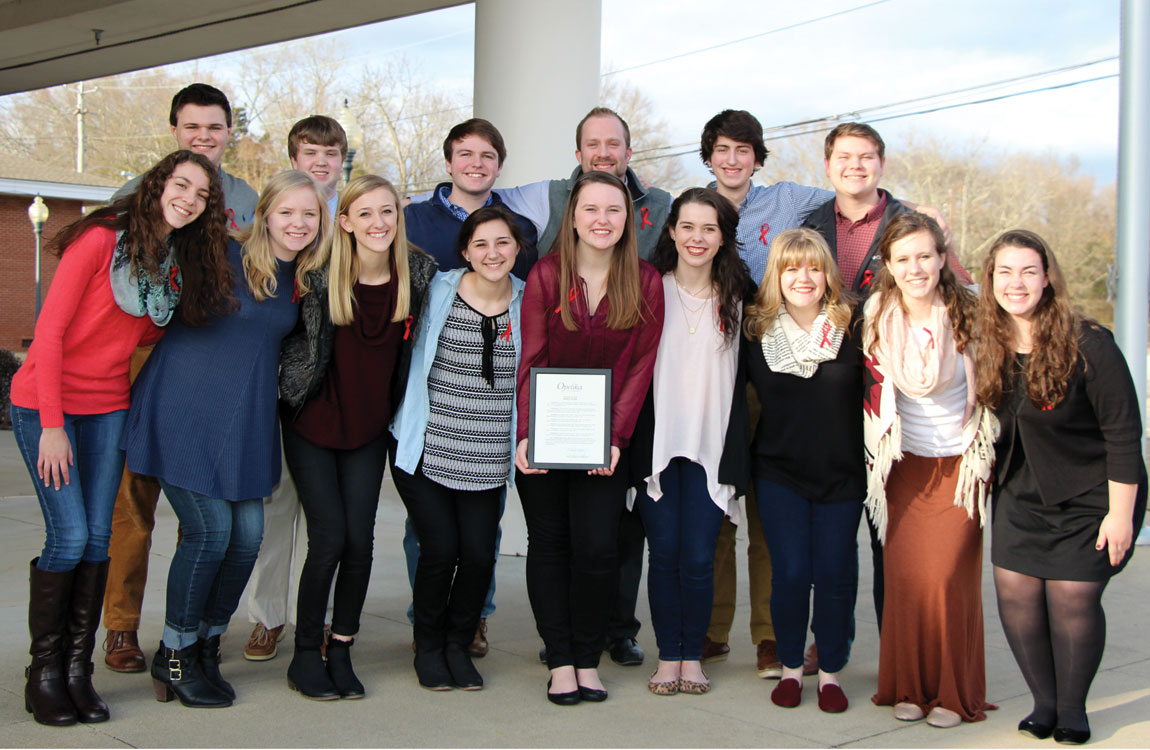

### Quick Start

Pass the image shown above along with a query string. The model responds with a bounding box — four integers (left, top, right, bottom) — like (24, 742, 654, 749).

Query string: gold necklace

(673, 275, 712, 334)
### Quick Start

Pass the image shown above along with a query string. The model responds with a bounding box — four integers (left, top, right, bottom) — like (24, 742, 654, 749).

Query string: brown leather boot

(104, 629, 146, 672)
(63, 560, 110, 722)
(26, 559, 78, 726)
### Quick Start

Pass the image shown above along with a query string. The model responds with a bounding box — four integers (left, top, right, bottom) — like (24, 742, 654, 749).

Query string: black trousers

(283, 429, 388, 649)
(391, 464, 501, 652)
(517, 453, 630, 670)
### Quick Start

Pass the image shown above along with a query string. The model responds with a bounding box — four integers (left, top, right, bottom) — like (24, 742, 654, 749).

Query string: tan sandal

(647, 671, 680, 696)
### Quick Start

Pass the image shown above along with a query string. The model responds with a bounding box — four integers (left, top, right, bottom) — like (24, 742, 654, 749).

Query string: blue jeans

(636, 458, 725, 661)
(755, 478, 862, 674)
(160, 481, 263, 649)
(404, 486, 504, 623)
(10, 404, 127, 572)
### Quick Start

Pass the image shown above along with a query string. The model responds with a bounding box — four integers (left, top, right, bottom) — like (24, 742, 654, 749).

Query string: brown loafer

(701, 637, 730, 664)
(756, 639, 782, 679)
(103, 629, 146, 673)
(243, 623, 284, 662)
(468, 618, 489, 658)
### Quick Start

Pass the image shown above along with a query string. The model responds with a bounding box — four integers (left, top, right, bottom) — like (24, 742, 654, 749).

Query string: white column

(474, 0, 601, 187)
(474, 0, 601, 555)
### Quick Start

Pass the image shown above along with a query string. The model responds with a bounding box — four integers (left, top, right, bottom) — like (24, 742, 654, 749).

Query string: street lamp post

(27, 195, 50, 322)
(337, 99, 365, 187)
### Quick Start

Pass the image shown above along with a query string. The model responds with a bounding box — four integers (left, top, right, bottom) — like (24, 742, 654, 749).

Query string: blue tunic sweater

(123, 240, 299, 501)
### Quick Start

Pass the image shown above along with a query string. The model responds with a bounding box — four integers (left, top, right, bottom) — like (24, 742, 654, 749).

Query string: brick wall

(0, 196, 84, 352)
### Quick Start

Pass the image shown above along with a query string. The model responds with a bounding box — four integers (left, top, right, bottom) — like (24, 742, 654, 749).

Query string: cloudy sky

(193, 0, 1123, 184)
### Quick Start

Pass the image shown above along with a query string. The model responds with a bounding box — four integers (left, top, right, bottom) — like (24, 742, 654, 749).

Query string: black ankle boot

(414, 648, 453, 691)
(151, 642, 232, 708)
(198, 635, 235, 700)
(444, 641, 483, 690)
(26, 559, 78, 726)
(63, 559, 110, 723)
(287, 647, 338, 700)
(325, 638, 364, 699)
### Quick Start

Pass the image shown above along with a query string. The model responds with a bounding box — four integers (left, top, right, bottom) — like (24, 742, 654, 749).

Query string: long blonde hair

(744, 228, 852, 340)
(329, 175, 411, 326)
(554, 171, 643, 331)
(234, 170, 331, 301)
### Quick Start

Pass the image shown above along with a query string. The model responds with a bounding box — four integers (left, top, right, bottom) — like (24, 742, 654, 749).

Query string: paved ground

(0, 429, 1147, 748)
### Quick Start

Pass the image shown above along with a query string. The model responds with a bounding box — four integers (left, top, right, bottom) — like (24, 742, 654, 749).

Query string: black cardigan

(993, 323, 1145, 504)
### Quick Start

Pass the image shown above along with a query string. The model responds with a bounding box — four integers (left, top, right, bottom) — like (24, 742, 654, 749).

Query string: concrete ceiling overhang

(0, 0, 467, 96)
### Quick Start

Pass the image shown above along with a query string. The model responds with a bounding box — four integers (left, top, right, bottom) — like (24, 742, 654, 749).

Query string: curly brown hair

(52, 150, 234, 326)
(866, 212, 974, 357)
(974, 229, 1081, 409)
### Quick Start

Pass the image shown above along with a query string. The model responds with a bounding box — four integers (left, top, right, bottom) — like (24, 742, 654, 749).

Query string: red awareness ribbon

(403, 315, 414, 340)
(292, 278, 300, 303)
(819, 320, 833, 349)
(640, 207, 653, 229)
(861, 270, 873, 289)
(169, 265, 181, 293)
(924, 328, 935, 349)
(554, 286, 578, 314)
(226, 207, 239, 231)
(759, 222, 770, 245)
(500, 319, 513, 341)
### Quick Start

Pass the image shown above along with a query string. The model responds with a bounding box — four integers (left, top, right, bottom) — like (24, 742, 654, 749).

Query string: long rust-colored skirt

(871, 452, 993, 722)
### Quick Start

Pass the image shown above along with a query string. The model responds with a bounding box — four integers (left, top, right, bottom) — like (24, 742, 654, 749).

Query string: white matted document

(527, 367, 612, 470)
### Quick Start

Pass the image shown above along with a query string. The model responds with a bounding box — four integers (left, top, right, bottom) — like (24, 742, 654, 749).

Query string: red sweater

(10, 226, 164, 428)
(516, 252, 664, 449)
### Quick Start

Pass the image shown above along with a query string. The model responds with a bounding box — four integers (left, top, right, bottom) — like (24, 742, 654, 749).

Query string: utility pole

(75, 81, 86, 173)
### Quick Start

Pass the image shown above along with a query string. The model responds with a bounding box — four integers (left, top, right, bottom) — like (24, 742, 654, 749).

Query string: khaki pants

(706, 383, 774, 645)
(103, 346, 163, 631)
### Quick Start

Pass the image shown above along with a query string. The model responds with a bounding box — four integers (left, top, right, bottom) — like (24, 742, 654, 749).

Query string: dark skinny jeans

(516, 452, 630, 670)
(391, 464, 501, 652)
(283, 429, 388, 649)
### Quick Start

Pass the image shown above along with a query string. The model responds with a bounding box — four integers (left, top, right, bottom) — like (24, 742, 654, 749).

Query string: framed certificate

(527, 367, 612, 470)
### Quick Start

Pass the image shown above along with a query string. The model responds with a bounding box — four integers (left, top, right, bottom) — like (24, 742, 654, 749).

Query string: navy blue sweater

(404, 183, 538, 278)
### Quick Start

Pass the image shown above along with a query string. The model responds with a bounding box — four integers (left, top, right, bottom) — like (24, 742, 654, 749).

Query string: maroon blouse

(286, 279, 403, 450)
(515, 252, 665, 449)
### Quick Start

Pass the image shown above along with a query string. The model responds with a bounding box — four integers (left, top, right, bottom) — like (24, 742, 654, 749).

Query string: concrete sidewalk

(0, 429, 1147, 748)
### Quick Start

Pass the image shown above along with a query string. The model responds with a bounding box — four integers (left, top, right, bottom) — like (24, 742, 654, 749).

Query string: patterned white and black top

(422, 294, 515, 491)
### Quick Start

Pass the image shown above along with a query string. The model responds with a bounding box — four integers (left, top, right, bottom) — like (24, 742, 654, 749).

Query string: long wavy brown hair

(52, 150, 234, 326)
(554, 171, 645, 331)
(974, 229, 1081, 409)
(651, 188, 752, 345)
(865, 212, 974, 356)
(744, 228, 853, 340)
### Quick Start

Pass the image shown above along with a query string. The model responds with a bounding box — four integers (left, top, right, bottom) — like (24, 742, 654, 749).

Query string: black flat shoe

(1018, 717, 1054, 740)
(1053, 727, 1091, 745)
(546, 678, 580, 706)
(578, 685, 608, 702)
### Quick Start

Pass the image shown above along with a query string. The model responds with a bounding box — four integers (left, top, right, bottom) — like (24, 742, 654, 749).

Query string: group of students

(9, 83, 1144, 746)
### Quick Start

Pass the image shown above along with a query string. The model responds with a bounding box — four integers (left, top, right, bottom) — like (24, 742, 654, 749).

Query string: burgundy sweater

(516, 252, 664, 449)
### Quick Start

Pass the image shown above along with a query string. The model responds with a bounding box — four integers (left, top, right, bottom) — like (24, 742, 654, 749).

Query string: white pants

(245, 465, 306, 629)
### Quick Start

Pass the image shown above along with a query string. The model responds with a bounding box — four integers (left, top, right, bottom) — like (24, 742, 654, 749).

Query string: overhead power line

(603, 0, 890, 76)
(631, 70, 1118, 165)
